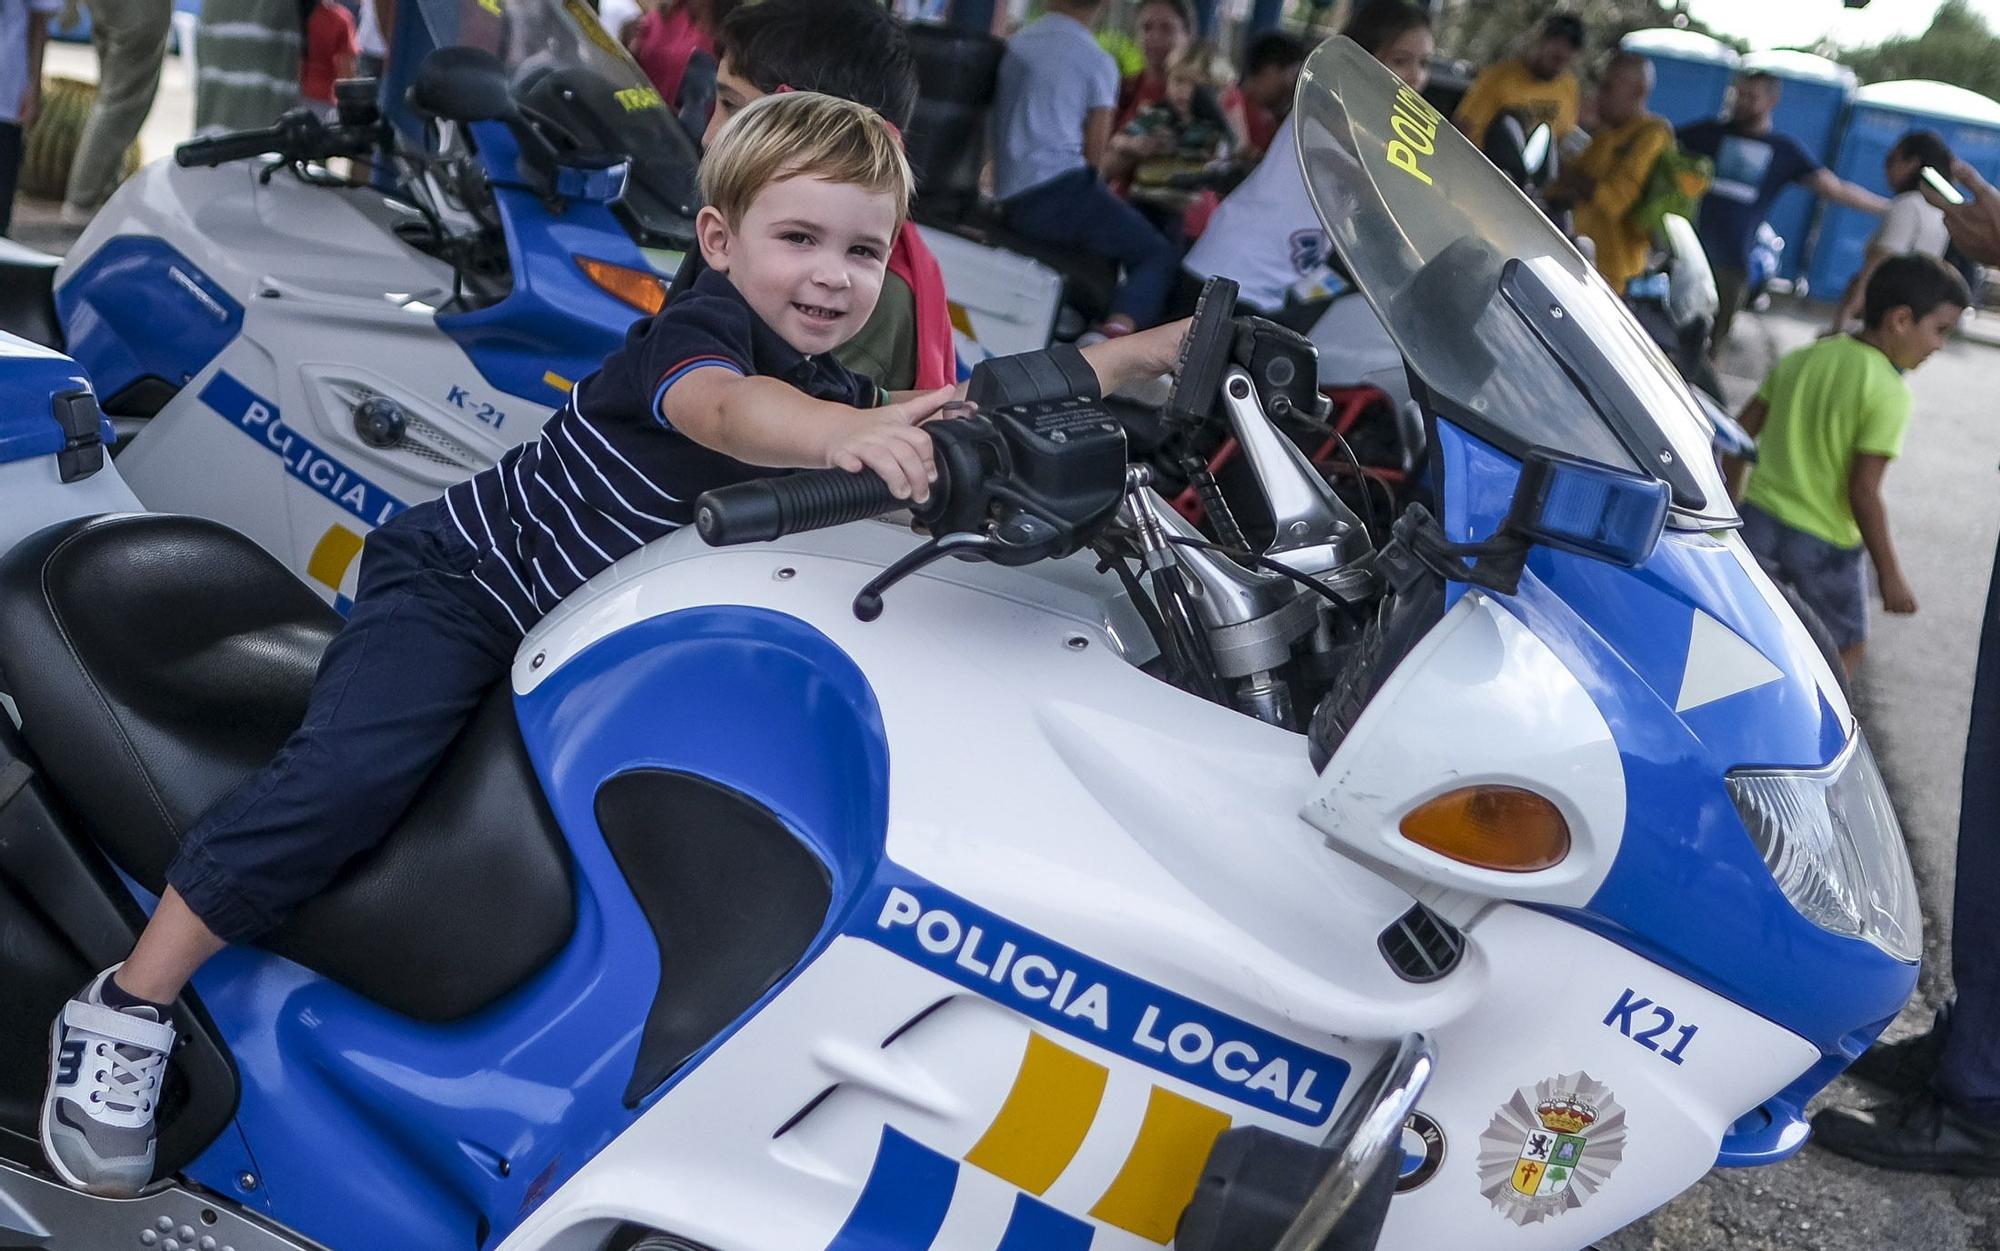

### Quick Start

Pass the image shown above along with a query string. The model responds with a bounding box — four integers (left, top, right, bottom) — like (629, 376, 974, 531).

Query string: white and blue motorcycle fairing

(0, 37, 1920, 1251)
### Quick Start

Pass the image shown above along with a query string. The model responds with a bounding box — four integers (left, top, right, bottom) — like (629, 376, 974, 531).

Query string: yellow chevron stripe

(964, 1032, 1108, 1194)
(1089, 1087, 1232, 1243)
(305, 524, 366, 592)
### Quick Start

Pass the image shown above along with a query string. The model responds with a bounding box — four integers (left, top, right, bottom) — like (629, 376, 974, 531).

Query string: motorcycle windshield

(411, 0, 700, 247)
(1294, 38, 1731, 523)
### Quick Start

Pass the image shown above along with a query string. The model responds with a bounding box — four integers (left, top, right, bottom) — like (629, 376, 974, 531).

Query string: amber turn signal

(1398, 786, 1571, 872)
(576, 255, 667, 315)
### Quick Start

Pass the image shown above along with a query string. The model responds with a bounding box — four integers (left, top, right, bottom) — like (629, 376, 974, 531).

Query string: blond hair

(700, 91, 914, 227)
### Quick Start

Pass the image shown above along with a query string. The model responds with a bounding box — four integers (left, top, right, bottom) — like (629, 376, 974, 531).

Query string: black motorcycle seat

(0, 237, 62, 351)
(0, 513, 574, 1022)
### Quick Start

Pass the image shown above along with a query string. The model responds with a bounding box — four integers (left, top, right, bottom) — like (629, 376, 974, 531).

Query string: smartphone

(1922, 165, 1966, 206)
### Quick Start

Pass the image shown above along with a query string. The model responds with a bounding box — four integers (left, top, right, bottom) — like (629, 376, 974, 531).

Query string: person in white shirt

(1181, 0, 1433, 318)
(1830, 129, 1955, 333)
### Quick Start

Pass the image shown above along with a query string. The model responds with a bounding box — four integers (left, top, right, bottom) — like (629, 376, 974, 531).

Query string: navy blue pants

(165, 503, 521, 942)
(1939, 535, 2000, 1124)
(1002, 169, 1179, 328)
(0, 122, 21, 237)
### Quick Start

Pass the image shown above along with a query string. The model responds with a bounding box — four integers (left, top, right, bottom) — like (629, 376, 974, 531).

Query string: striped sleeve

(653, 355, 748, 428)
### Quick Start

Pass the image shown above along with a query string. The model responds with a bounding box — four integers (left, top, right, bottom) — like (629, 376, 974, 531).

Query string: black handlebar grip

(696, 468, 906, 546)
(175, 127, 289, 167)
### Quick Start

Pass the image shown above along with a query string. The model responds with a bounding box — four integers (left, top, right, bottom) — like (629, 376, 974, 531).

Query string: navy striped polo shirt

(441, 268, 881, 633)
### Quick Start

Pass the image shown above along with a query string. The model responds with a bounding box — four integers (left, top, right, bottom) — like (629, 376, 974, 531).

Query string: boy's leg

(113, 889, 227, 1004)
(1003, 171, 1180, 329)
(1736, 501, 1791, 580)
(163, 512, 518, 951)
(1741, 503, 1869, 671)
(43, 506, 517, 1195)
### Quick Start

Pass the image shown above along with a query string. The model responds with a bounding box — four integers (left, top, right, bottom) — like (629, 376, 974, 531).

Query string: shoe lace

(94, 1036, 167, 1115)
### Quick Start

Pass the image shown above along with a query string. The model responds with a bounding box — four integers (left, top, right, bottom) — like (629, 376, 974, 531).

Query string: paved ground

(12, 46, 1999, 1242)
(1600, 298, 2000, 1251)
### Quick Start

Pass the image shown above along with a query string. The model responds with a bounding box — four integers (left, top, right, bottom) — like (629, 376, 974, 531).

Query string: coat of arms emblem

(1477, 1072, 1627, 1224)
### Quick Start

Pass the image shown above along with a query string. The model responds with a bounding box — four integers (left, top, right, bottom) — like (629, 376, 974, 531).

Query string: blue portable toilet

(1806, 79, 2000, 298)
(1738, 50, 1857, 285)
(1620, 28, 1738, 130)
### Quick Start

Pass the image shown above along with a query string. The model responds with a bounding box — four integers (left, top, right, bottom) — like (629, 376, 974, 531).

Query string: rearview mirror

(1521, 124, 1552, 178)
(410, 46, 516, 124)
(1484, 115, 1529, 184)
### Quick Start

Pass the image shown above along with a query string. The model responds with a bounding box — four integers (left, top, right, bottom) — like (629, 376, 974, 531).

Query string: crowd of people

(987, 0, 1309, 337)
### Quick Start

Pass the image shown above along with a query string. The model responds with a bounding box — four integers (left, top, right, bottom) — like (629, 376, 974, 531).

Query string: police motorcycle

(0, 36, 1921, 1251)
(0, 0, 698, 608)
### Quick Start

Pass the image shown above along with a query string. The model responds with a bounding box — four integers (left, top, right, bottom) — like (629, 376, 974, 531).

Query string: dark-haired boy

(1728, 253, 1970, 676)
(679, 0, 955, 391)
(1221, 30, 1306, 158)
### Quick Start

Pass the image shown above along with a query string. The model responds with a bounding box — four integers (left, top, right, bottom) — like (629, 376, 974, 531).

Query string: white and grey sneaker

(39, 966, 175, 1197)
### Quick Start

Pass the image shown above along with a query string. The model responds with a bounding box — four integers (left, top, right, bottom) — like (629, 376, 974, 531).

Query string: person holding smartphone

(1829, 131, 1956, 333)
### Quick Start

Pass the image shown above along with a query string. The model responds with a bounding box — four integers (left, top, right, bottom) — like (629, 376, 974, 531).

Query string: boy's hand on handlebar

(825, 387, 954, 503)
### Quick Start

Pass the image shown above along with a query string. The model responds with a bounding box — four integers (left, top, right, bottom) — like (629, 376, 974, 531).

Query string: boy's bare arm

(1079, 319, 1190, 394)
(885, 320, 1193, 410)
(1723, 397, 1767, 504)
(1850, 453, 1916, 614)
(665, 371, 956, 502)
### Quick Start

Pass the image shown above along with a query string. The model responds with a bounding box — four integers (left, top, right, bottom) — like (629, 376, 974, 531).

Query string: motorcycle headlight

(1727, 731, 1922, 963)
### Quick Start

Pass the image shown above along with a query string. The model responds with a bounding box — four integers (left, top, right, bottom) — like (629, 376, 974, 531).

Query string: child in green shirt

(1728, 253, 1969, 676)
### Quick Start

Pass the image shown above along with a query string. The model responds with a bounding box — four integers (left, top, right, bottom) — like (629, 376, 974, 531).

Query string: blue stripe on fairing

(1431, 419, 1916, 1068)
(995, 1193, 1095, 1251)
(198, 372, 408, 529)
(852, 875, 1349, 1126)
(825, 1128, 960, 1251)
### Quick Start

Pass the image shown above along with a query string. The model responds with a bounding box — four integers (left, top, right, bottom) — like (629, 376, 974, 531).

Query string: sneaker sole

(38, 1012, 151, 1198)
(38, 1012, 92, 1192)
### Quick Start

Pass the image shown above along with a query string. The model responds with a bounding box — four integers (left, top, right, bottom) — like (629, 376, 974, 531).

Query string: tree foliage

(1839, 0, 2000, 100)
(1432, 0, 1742, 69)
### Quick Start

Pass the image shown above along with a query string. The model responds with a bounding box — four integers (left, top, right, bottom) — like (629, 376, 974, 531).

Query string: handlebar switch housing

(981, 398, 1126, 563)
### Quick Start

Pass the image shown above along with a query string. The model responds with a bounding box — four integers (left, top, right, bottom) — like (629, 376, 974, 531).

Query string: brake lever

(852, 531, 1007, 622)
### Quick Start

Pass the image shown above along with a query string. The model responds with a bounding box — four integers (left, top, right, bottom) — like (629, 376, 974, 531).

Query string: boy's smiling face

(696, 172, 898, 356)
